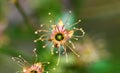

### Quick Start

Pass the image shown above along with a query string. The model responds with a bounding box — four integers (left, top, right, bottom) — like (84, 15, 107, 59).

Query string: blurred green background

(0, 0, 120, 73)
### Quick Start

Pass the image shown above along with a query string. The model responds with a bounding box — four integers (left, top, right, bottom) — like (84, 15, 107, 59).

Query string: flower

(12, 49, 50, 73)
(34, 11, 85, 65)
(49, 19, 74, 48)
(23, 63, 44, 73)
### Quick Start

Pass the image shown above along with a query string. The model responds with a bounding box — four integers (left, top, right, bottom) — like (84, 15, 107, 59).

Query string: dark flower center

(30, 70, 38, 73)
(55, 33, 64, 41)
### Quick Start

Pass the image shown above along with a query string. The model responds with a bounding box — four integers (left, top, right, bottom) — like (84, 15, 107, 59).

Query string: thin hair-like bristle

(33, 48, 38, 63)
(51, 47, 54, 55)
(18, 55, 27, 63)
(34, 37, 41, 43)
(73, 27, 85, 37)
(43, 43, 49, 48)
(72, 37, 79, 40)
(69, 40, 75, 49)
(35, 30, 49, 34)
(69, 19, 81, 28)
(64, 11, 72, 26)
(42, 62, 50, 65)
(65, 43, 80, 57)
(62, 45, 68, 63)
(15, 71, 22, 73)
(51, 45, 55, 55)
(34, 34, 48, 43)
(12, 55, 29, 67)
(56, 48, 61, 66)
(48, 12, 56, 25)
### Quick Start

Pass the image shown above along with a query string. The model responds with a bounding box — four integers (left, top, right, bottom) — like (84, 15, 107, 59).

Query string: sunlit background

(0, 0, 120, 73)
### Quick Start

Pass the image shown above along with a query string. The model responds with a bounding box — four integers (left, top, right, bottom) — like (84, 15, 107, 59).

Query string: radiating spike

(73, 19, 81, 26)
(64, 11, 72, 26)
(12, 57, 15, 61)
(15, 71, 22, 73)
(42, 43, 50, 48)
(65, 52, 68, 63)
(18, 55, 27, 63)
(34, 30, 49, 34)
(34, 37, 40, 43)
(17, 61, 24, 67)
(65, 44, 80, 57)
(48, 12, 56, 25)
(51, 48, 54, 55)
(73, 28, 85, 37)
(56, 48, 61, 66)
(35, 31, 38, 34)
(51, 45, 55, 54)
(63, 45, 68, 63)
(69, 40, 75, 49)
(40, 34, 48, 40)
(48, 12, 51, 15)
(12, 57, 25, 67)
(69, 19, 81, 28)
(80, 28, 85, 37)
(42, 62, 50, 64)
(33, 48, 37, 57)
(34, 34, 48, 42)
(34, 37, 43, 42)
(72, 38, 79, 40)
(33, 48, 38, 63)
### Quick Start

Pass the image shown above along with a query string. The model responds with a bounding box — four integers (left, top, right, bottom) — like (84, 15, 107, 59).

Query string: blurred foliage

(0, 0, 120, 73)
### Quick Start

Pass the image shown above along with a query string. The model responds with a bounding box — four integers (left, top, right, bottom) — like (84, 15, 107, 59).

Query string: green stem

(13, 0, 34, 30)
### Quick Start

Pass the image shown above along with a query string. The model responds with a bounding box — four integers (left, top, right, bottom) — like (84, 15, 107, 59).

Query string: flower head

(34, 11, 85, 65)
(50, 19, 74, 48)
(23, 63, 44, 73)
(12, 49, 50, 73)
